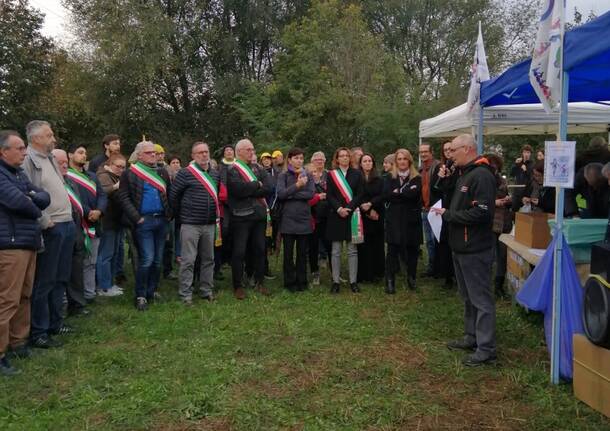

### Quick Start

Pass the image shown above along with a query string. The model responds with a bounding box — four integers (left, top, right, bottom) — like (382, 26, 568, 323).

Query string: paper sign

(544, 141, 575, 188)
(427, 199, 443, 242)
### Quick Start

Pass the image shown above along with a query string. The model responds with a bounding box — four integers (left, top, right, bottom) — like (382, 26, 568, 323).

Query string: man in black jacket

(118, 141, 172, 311)
(226, 139, 273, 299)
(170, 142, 220, 305)
(433, 134, 497, 366)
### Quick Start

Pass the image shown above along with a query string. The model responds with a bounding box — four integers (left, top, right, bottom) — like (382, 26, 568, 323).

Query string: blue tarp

(516, 234, 584, 381)
(481, 11, 610, 107)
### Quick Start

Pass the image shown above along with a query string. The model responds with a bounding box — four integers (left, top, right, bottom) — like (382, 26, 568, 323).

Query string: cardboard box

(573, 334, 610, 418)
(514, 212, 552, 249)
(506, 249, 532, 294)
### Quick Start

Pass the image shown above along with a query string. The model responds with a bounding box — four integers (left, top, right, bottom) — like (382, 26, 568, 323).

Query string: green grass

(1, 261, 609, 431)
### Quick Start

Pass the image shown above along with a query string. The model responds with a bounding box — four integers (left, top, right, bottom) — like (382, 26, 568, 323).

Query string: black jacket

(0, 159, 50, 250)
(118, 165, 172, 227)
(443, 157, 496, 254)
(383, 174, 422, 246)
(170, 164, 220, 225)
(574, 167, 610, 218)
(226, 161, 273, 222)
(361, 175, 385, 235)
(325, 167, 364, 242)
(277, 169, 315, 235)
(68, 168, 107, 236)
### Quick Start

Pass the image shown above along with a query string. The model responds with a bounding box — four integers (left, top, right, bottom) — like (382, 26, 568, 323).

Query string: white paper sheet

(427, 199, 443, 242)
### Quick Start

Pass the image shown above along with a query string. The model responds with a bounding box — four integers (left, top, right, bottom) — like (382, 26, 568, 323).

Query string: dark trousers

(358, 230, 385, 282)
(453, 250, 496, 356)
(308, 221, 330, 274)
(494, 233, 507, 281)
(69, 227, 87, 311)
(31, 222, 76, 339)
(283, 234, 308, 290)
(231, 219, 266, 289)
(385, 243, 418, 280)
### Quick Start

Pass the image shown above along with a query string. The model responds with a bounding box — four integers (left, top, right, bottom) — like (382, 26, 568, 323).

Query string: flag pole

(550, 1, 568, 385)
(477, 104, 484, 154)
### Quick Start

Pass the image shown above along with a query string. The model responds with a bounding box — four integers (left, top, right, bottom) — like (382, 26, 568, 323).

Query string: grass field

(1, 261, 609, 431)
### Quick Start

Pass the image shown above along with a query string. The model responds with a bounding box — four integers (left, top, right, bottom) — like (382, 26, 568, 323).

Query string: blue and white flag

(529, 0, 566, 113)
(466, 22, 490, 114)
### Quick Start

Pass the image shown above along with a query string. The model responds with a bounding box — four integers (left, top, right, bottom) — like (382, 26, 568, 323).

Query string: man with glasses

(226, 139, 273, 299)
(432, 134, 497, 367)
(118, 141, 172, 311)
(0, 130, 50, 375)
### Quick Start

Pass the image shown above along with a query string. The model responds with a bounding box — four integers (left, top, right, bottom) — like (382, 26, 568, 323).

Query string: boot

(407, 275, 417, 291)
(495, 276, 507, 299)
(330, 282, 340, 294)
(385, 278, 396, 294)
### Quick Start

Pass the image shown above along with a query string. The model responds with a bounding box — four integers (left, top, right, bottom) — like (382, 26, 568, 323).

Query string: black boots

(350, 283, 360, 293)
(385, 278, 396, 294)
(330, 282, 340, 294)
(407, 276, 417, 291)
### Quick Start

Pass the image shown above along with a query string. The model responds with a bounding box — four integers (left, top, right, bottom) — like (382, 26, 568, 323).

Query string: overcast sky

(37, 0, 610, 41)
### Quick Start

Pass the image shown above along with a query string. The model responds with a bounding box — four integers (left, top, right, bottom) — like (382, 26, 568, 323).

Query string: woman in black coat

(434, 141, 457, 289)
(357, 153, 385, 283)
(383, 148, 422, 293)
(277, 148, 315, 292)
(326, 147, 364, 293)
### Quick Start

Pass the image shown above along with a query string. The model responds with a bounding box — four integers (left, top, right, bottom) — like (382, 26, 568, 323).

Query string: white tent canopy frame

(419, 102, 610, 139)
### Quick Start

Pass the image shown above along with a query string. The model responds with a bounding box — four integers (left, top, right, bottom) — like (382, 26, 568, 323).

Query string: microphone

(434, 160, 453, 189)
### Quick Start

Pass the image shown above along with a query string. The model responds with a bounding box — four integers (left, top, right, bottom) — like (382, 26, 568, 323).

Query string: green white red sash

(65, 181, 95, 254)
(187, 162, 222, 246)
(328, 169, 364, 244)
(67, 168, 97, 196)
(130, 162, 167, 194)
(232, 159, 272, 237)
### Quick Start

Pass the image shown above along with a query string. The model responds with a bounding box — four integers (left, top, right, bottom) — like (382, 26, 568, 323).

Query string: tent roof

(480, 11, 610, 107)
(419, 102, 610, 138)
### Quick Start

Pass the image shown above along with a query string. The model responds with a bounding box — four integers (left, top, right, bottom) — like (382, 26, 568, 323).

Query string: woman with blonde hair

(325, 147, 364, 293)
(383, 148, 422, 293)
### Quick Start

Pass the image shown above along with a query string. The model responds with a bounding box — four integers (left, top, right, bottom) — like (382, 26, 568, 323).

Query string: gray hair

(128, 140, 153, 164)
(25, 120, 51, 144)
(191, 141, 208, 152)
(455, 134, 476, 150)
(235, 138, 253, 153)
(601, 162, 610, 179)
(0, 130, 21, 150)
(311, 151, 326, 161)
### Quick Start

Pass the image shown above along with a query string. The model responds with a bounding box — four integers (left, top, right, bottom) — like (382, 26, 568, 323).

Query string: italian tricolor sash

(187, 162, 222, 246)
(328, 169, 364, 244)
(130, 162, 167, 194)
(67, 168, 97, 196)
(232, 159, 272, 237)
(65, 181, 95, 254)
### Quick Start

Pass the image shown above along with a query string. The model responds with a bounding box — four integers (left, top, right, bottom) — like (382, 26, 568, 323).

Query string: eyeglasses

(448, 145, 466, 153)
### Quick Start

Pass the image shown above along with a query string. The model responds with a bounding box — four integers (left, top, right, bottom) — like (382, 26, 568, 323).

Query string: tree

(237, 0, 414, 156)
(0, 0, 55, 130)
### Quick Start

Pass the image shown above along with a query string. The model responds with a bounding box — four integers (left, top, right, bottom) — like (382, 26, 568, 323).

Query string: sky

(37, 0, 610, 41)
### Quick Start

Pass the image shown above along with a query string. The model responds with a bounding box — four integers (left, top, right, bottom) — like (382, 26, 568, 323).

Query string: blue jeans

(134, 216, 167, 299)
(31, 221, 76, 339)
(421, 210, 436, 272)
(96, 228, 122, 291)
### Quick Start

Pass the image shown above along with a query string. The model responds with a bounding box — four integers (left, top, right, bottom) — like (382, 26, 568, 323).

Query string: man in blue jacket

(67, 144, 107, 303)
(0, 131, 50, 376)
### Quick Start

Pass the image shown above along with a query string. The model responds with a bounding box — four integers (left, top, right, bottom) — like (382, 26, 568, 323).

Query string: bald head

(52, 149, 69, 176)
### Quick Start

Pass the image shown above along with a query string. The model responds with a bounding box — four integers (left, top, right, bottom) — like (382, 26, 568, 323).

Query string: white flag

(529, 0, 566, 113)
(467, 22, 490, 114)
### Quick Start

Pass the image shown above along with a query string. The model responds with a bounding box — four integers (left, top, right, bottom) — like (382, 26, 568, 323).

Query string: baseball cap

(272, 150, 283, 158)
(154, 144, 165, 154)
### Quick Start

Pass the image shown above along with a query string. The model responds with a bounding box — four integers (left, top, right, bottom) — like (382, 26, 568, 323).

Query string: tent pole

(551, 71, 569, 385)
(477, 106, 484, 154)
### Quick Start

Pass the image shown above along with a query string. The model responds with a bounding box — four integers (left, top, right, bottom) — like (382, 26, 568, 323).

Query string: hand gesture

(360, 202, 372, 212)
(438, 164, 448, 178)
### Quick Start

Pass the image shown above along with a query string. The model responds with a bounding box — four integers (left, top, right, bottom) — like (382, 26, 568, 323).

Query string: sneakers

(446, 339, 477, 352)
(462, 352, 497, 367)
(136, 297, 148, 311)
(49, 325, 75, 336)
(98, 286, 123, 297)
(30, 335, 63, 349)
(182, 298, 193, 307)
(200, 293, 215, 302)
(0, 356, 21, 376)
(311, 272, 320, 286)
(234, 287, 246, 300)
(264, 272, 276, 280)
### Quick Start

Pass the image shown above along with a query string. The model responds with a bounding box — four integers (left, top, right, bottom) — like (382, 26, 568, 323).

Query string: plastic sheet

(516, 235, 585, 380)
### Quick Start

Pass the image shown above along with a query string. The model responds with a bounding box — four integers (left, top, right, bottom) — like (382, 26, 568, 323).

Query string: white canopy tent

(419, 102, 610, 139)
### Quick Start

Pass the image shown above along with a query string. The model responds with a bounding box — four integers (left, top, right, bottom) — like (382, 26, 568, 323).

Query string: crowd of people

(2, 119, 610, 376)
